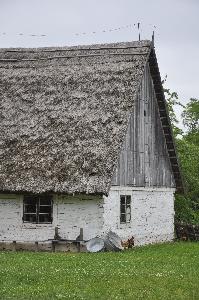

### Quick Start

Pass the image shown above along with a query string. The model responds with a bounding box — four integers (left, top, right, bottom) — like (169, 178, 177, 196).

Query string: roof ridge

(0, 51, 149, 63)
(0, 40, 152, 53)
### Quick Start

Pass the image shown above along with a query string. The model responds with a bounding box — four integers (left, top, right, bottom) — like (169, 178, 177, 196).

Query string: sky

(0, 0, 198, 127)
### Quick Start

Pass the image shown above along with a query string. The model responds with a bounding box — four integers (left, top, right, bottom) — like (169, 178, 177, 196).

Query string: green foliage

(175, 194, 199, 225)
(164, 88, 184, 137)
(176, 128, 199, 224)
(182, 98, 199, 132)
(165, 90, 199, 225)
(0, 243, 199, 299)
(176, 139, 199, 197)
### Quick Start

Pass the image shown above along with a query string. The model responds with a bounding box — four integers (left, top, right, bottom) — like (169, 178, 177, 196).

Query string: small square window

(23, 195, 53, 224)
(120, 195, 131, 224)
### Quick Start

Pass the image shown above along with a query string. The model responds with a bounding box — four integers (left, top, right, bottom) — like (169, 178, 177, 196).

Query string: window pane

(120, 204, 126, 213)
(126, 195, 131, 205)
(24, 204, 36, 213)
(126, 213, 131, 223)
(23, 214, 36, 223)
(38, 214, 51, 223)
(24, 195, 37, 205)
(120, 214, 126, 223)
(120, 196, 125, 205)
(39, 205, 52, 213)
(126, 206, 131, 214)
(23, 195, 37, 222)
(39, 195, 52, 205)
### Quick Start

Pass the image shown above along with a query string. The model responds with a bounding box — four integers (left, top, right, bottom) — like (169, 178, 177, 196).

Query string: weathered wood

(149, 49, 184, 192)
(12, 241, 16, 252)
(54, 227, 61, 240)
(79, 228, 83, 241)
(35, 241, 39, 252)
(52, 241, 56, 252)
(112, 64, 175, 188)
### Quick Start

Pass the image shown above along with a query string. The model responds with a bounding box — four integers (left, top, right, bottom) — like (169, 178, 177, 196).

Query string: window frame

(23, 195, 53, 224)
(120, 195, 131, 224)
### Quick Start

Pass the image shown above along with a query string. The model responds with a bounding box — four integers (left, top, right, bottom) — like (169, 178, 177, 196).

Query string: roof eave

(148, 46, 185, 194)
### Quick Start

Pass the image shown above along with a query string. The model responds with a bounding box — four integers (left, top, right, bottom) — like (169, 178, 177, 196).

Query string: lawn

(0, 242, 198, 300)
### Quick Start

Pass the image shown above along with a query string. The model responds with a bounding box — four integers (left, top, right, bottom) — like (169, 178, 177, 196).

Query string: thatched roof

(0, 40, 154, 194)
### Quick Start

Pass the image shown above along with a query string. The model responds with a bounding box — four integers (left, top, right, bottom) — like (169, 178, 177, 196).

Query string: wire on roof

(0, 23, 156, 39)
(0, 24, 135, 38)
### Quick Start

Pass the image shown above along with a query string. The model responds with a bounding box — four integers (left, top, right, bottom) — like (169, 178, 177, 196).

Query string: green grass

(0, 242, 199, 300)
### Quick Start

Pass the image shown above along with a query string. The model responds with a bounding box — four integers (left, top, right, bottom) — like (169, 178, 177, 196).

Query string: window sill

(21, 223, 54, 229)
(119, 222, 132, 229)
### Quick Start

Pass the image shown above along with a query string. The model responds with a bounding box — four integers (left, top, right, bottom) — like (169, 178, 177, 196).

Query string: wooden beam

(3, 44, 151, 54)
(0, 51, 149, 63)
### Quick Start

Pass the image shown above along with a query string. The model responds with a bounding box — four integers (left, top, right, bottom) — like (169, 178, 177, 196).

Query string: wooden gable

(112, 61, 178, 189)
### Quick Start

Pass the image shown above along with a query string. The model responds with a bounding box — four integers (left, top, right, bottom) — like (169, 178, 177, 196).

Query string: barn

(0, 40, 183, 251)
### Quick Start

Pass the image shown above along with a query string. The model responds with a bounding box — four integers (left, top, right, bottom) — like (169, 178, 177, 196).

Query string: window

(23, 195, 53, 224)
(120, 195, 131, 223)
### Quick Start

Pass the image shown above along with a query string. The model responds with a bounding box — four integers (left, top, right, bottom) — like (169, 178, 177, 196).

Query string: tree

(182, 98, 199, 132)
(164, 87, 184, 137)
(182, 98, 199, 146)
(164, 89, 199, 224)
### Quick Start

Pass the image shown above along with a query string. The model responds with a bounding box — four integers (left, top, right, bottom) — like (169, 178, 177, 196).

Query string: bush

(175, 194, 199, 225)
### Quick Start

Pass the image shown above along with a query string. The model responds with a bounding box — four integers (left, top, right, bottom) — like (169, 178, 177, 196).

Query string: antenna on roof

(151, 25, 156, 47)
(152, 30, 155, 46)
(137, 22, 141, 41)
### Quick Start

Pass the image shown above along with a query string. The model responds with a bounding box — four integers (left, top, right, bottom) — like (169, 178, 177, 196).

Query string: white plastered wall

(103, 186, 175, 245)
(0, 194, 104, 242)
(0, 187, 175, 246)
(54, 195, 104, 241)
(0, 194, 54, 242)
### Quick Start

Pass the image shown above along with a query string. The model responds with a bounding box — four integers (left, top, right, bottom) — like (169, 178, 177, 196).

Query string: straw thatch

(0, 40, 151, 194)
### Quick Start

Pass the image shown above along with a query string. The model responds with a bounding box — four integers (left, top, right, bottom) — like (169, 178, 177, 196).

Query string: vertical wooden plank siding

(112, 63, 175, 188)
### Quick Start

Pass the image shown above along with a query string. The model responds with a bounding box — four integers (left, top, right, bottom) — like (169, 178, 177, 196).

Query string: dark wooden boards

(112, 64, 176, 188)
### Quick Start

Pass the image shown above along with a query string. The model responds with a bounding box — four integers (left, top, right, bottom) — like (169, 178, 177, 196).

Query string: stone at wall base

(0, 241, 87, 253)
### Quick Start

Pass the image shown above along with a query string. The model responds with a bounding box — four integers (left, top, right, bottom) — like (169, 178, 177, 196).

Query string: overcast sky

(0, 0, 198, 125)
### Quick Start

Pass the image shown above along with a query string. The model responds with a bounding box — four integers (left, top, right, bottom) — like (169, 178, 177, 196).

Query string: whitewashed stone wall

(0, 194, 103, 242)
(103, 186, 175, 245)
(0, 187, 175, 246)
(54, 195, 104, 241)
